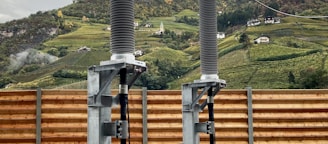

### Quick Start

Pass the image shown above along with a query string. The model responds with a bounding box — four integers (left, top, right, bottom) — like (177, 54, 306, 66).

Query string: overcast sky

(0, 0, 73, 23)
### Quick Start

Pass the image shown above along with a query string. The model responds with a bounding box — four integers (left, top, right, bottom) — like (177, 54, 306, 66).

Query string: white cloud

(0, 13, 15, 23)
(0, 0, 72, 23)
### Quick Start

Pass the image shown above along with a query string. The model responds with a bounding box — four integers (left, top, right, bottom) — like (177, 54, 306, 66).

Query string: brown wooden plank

(0, 133, 35, 139)
(253, 140, 328, 144)
(0, 109, 35, 114)
(0, 123, 35, 129)
(0, 91, 36, 96)
(253, 99, 328, 104)
(254, 121, 328, 127)
(0, 95, 35, 101)
(253, 103, 328, 109)
(252, 89, 328, 94)
(0, 114, 36, 119)
(0, 139, 35, 143)
(254, 131, 328, 137)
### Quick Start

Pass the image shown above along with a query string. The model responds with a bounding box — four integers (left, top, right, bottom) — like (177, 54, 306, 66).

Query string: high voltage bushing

(110, 0, 135, 61)
(199, 0, 218, 80)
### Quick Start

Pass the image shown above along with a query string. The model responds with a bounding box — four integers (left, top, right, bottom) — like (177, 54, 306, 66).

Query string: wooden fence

(0, 88, 328, 144)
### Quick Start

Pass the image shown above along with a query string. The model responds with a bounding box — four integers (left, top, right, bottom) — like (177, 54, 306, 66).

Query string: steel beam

(247, 87, 254, 144)
(142, 87, 148, 144)
(87, 61, 146, 144)
(182, 80, 225, 144)
(36, 88, 42, 144)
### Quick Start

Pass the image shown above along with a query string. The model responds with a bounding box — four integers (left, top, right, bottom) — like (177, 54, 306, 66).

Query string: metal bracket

(88, 60, 147, 107)
(116, 120, 128, 139)
(103, 120, 128, 139)
(200, 100, 207, 111)
(183, 81, 225, 112)
(195, 121, 215, 134)
(189, 86, 210, 109)
(100, 95, 114, 107)
(103, 121, 116, 137)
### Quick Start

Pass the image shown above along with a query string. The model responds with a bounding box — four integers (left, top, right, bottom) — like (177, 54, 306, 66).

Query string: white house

(247, 19, 261, 27)
(106, 26, 111, 31)
(274, 17, 281, 24)
(264, 16, 281, 24)
(216, 32, 225, 39)
(134, 22, 139, 29)
(254, 36, 270, 44)
(144, 23, 153, 28)
(264, 16, 275, 24)
(77, 46, 91, 53)
(134, 50, 143, 57)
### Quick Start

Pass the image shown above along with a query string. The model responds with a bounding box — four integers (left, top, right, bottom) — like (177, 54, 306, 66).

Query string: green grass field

(174, 9, 198, 17)
(43, 22, 110, 52)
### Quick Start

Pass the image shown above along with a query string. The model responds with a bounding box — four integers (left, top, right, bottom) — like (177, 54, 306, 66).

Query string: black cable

(208, 87, 215, 144)
(119, 68, 127, 144)
(127, 100, 131, 144)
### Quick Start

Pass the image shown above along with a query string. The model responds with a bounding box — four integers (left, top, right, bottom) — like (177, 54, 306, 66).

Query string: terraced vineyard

(5, 9, 328, 89)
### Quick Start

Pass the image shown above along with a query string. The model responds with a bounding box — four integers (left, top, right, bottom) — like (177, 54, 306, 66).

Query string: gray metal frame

(87, 59, 146, 144)
(36, 88, 42, 144)
(142, 87, 148, 144)
(182, 80, 226, 144)
(247, 87, 254, 144)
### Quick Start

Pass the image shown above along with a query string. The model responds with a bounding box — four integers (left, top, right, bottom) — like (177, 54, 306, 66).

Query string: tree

(0, 77, 13, 88)
(57, 10, 64, 29)
(47, 48, 59, 56)
(289, 68, 328, 89)
(82, 16, 89, 22)
(264, 2, 279, 17)
(239, 33, 249, 44)
(57, 10, 64, 18)
(288, 71, 295, 83)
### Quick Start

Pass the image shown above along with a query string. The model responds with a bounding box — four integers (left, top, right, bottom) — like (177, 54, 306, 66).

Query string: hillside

(1, 0, 328, 89)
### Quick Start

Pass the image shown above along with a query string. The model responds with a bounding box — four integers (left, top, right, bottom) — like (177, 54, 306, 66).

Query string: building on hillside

(134, 50, 143, 57)
(154, 22, 165, 35)
(247, 19, 261, 27)
(254, 35, 270, 44)
(106, 26, 111, 31)
(77, 46, 91, 53)
(264, 16, 275, 24)
(216, 32, 225, 39)
(144, 23, 153, 28)
(134, 22, 139, 29)
(274, 17, 281, 24)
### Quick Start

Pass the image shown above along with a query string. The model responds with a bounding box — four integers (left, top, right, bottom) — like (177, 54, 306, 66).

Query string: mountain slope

(1, 0, 328, 89)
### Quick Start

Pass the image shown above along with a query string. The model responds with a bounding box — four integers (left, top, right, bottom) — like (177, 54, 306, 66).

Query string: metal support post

(36, 88, 42, 144)
(88, 68, 112, 144)
(247, 87, 254, 144)
(182, 84, 199, 144)
(142, 87, 148, 144)
(87, 60, 146, 144)
(182, 80, 226, 144)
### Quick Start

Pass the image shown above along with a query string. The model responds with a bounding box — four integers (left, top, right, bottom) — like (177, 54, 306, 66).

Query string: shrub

(53, 69, 87, 79)
(256, 49, 321, 61)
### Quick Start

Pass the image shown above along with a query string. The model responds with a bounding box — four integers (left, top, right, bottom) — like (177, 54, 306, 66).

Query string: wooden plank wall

(0, 90, 37, 143)
(252, 90, 328, 144)
(147, 90, 249, 144)
(41, 90, 87, 143)
(41, 90, 144, 144)
(0, 89, 328, 144)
